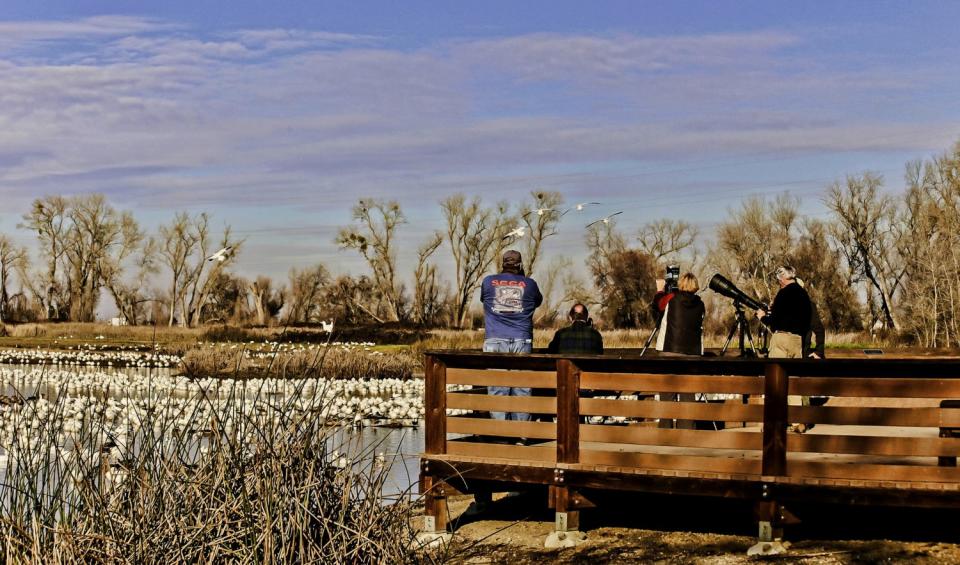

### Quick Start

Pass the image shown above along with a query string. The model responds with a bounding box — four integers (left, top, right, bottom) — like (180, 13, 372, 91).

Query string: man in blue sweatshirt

(480, 249, 542, 421)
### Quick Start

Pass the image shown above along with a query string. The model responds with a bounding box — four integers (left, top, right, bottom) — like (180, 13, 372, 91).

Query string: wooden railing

(423, 352, 960, 500)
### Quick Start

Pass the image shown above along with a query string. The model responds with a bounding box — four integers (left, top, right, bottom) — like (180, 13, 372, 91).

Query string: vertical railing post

(424, 354, 447, 455)
(422, 354, 449, 534)
(761, 362, 788, 477)
(552, 358, 583, 538)
(556, 358, 580, 464)
(756, 361, 788, 545)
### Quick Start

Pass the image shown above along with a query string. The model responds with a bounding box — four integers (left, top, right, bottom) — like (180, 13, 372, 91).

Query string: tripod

(720, 301, 760, 357)
(639, 317, 662, 356)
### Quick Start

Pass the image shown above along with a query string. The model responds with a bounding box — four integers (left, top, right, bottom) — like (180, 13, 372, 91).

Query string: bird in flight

(561, 202, 601, 216)
(502, 226, 527, 240)
(207, 246, 234, 262)
(522, 207, 560, 219)
(586, 211, 623, 229)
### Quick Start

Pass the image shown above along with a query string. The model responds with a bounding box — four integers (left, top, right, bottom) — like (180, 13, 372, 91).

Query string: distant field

(0, 322, 922, 359)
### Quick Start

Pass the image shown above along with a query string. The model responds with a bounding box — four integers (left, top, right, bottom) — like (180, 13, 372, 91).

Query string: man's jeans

(483, 338, 532, 421)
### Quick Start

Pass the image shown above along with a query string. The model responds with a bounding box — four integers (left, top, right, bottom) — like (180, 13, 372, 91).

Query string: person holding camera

(652, 272, 705, 356)
(547, 303, 603, 355)
(756, 266, 812, 359)
(651, 272, 705, 429)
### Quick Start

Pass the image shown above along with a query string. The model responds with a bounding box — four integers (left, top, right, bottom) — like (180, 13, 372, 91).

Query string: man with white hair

(756, 266, 812, 358)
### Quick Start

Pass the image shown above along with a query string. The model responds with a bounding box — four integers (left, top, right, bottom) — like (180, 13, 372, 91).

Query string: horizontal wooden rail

(447, 417, 556, 439)
(580, 373, 763, 394)
(789, 377, 960, 398)
(580, 398, 763, 422)
(446, 368, 557, 388)
(787, 460, 960, 483)
(446, 392, 557, 414)
(578, 450, 761, 475)
(580, 425, 762, 450)
(787, 434, 960, 457)
(788, 406, 960, 427)
(447, 441, 556, 462)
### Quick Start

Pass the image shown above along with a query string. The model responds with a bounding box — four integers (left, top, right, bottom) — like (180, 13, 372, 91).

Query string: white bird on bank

(319, 320, 334, 333)
(502, 226, 527, 241)
(586, 211, 624, 229)
(206, 246, 234, 262)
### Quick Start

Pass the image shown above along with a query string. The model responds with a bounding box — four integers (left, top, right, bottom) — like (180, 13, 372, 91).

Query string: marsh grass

(0, 351, 432, 563)
(179, 346, 418, 380)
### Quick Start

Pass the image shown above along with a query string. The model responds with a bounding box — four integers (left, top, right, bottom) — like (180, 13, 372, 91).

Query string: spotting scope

(708, 274, 766, 311)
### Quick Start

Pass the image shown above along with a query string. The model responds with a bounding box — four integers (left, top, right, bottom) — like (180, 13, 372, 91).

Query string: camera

(664, 265, 681, 293)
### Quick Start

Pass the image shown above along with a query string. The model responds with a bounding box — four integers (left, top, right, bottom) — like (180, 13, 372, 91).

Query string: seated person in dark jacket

(651, 273, 705, 429)
(547, 303, 603, 355)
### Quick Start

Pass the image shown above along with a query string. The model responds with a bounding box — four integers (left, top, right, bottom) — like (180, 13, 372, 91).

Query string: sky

(0, 1, 959, 306)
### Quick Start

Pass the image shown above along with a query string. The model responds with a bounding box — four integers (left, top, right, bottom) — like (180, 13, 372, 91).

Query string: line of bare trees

(3, 139, 960, 341)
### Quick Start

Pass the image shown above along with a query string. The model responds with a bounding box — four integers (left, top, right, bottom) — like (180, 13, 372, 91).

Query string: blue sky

(0, 1, 958, 294)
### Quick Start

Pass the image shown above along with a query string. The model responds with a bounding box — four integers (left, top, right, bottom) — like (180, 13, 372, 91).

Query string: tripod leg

(743, 317, 759, 355)
(640, 324, 660, 357)
(720, 318, 739, 356)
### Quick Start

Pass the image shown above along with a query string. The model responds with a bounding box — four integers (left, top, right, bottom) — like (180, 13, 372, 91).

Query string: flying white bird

(586, 211, 624, 229)
(561, 202, 601, 216)
(206, 246, 234, 262)
(502, 226, 527, 240)
(523, 207, 559, 219)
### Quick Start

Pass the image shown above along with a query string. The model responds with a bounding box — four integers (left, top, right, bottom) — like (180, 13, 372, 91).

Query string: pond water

(0, 363, 425, 499)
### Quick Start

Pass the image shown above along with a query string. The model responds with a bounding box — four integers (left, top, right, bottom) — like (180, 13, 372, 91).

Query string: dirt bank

(432, 492, 960, 564)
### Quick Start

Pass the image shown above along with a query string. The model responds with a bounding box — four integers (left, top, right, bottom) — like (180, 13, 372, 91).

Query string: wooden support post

(556, 358, 580, 465)
(424, 355, 447, 456)
(756, 362, 787, 545)
(551, 359, 583, 542)
(421, 474, 449, 533)
(761, 362, 787, 477)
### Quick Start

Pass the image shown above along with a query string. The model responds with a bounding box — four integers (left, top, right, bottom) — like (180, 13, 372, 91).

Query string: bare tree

(412, 232, 445, 326)
(0, 235, 27, 323)
(250, 275, 285, 326)
(584, 217, 626, 294)
(440, 194, 513, 328)
(638, 219, 699, 263)
(711, 194, 800, 304)
(18, 196, 69, 319)
(534, 256, 572, 325)
(285, 264, 331, 324)
(100, 212, 157, 325)
(517, 190, 565, 277)
(826, 173, 904, 330)
(184, 225, 240, 327)
(337, 198, 405, 322)
(159, 212, 239, 327)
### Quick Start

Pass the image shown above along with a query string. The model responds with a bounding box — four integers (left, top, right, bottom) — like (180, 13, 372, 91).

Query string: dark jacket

(803, 302, 826, 358)
(547, 321, 604, 355)
(762, 282, 812, 336)
(652, 291, 704, 356)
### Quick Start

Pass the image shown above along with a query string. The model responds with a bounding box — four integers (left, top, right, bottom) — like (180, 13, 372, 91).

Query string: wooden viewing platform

(418, 351, 960, 548)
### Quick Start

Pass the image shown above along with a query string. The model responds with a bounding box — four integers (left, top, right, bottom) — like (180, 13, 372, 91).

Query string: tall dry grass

(0, 355, 435, 563)
(180, 346, 418, 380)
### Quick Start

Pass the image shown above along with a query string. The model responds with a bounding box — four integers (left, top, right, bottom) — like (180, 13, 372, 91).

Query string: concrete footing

(747, 540, 789, 556)
(544, 530, 587, 549)
(413, 531, 452, 550)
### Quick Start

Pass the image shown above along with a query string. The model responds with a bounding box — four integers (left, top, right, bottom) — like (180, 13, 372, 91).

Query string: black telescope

(708, 274, 766, 311)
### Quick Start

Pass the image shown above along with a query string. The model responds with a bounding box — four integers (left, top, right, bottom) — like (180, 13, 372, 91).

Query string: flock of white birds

(0, 339, 438, 459)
